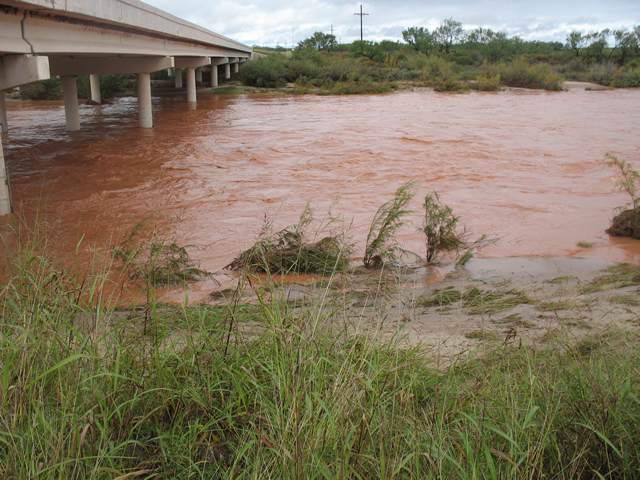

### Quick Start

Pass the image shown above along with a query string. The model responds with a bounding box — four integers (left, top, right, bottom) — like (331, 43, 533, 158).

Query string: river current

(2, 86, 640, 286)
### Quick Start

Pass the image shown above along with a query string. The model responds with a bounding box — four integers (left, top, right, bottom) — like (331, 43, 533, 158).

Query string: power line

(354, 5, 369, 41)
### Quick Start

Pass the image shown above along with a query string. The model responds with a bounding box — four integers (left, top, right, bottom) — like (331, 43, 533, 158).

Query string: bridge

(0, 0, 255, 214)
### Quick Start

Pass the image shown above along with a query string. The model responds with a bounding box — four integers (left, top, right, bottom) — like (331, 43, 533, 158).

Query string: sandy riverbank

(207, 255, 640, 362)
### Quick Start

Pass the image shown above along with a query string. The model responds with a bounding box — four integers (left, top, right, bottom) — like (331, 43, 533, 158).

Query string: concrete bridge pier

(225, 64, 231, 79)
(137, 73, 153, 128)
(175, 68, 183, 88)
(0, 55, 51, 134)
(210, 58, 228, 87)
(89, 74, 101, 104)
(210, 66, 218, 87)
(196, 67, 203, 84)
(174, 57, 210, 103)
(0, 94, 7, 133)
(186, 67, 196, 102)
(0, 141, 11, 215)
(61, 76, 81, 131)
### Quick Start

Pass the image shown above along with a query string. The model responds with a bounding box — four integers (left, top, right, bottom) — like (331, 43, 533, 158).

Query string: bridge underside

(0, 0, 254, 215)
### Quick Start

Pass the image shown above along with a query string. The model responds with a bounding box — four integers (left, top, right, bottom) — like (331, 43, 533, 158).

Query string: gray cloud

(144, 0, 640, 47)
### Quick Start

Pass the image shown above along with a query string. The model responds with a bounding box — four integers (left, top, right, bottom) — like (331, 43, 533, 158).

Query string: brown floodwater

(1, 86, 640, 294)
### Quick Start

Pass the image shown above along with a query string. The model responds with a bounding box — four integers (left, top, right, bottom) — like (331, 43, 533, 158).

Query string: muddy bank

(211, 256, 640, 361)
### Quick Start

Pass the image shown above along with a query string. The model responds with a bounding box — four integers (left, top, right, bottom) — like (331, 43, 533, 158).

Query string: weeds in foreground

(364, 180, 419, 268)
(113, 217, 212, 288)
(2, 219, 640, 478)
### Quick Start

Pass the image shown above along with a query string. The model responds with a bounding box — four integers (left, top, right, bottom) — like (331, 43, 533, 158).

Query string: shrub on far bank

(238, 55, 287, 88)
(475, 73, 502, 91)
(499, 58, 564, 90)
(611, 66, 640, 88)
(19, 78, 63, 100)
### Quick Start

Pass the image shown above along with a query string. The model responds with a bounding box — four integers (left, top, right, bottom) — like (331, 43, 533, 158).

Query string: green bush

(238, 55, 287, 88)
(499, 58, 564, 90)
(587, 62, 617, 86)
(612, 67, 640, 88)
(19, 78, 62, 100)
(476, 73, 502, 91)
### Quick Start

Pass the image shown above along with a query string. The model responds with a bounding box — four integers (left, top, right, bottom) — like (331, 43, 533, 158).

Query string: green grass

(2, 220, 640, 478)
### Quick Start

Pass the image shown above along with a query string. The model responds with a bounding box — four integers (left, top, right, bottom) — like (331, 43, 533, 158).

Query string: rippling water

(2, 87, 640, 280)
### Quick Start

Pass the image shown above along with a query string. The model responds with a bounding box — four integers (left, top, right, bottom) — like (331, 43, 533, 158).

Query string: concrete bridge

(0, 0, 255, 214)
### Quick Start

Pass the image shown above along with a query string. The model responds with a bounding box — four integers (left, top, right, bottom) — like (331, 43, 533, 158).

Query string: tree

(466, 27, 496, 45)
(584, 30, 609, 61)
(401, 27, 433, 54)
(611, 29, 636, 64)
(565, 31, 586, 57)
(434, 18, 464, 54)
(297, 32, 337, 51)
(349, 40, 380, 61)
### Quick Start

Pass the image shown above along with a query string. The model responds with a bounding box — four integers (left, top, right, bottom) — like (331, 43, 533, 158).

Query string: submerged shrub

(226, 203, 352, 275)
(421, 191, 465, 263)
(114, 218, 212, 287)
(364, 180, 418, 268)
(602, 152, 640, 238)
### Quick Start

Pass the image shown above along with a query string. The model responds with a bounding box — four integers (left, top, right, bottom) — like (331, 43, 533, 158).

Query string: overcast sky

(144, 0, 640, 48)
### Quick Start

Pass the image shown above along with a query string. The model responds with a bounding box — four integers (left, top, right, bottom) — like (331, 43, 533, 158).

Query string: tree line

(283, 19, 640, 67)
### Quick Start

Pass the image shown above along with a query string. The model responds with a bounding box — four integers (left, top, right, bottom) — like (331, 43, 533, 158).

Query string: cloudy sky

(144, 0, 640, 48)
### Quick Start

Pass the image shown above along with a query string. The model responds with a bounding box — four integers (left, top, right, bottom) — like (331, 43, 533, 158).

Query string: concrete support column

(89, 74, 101, 104)
(224, 64, 230, 79)
(0, 140, 12, 215)
(61, 75, 80, 131)
(196, 67, 203, 83)
(167, 68, 174, 78)
(211, 66, 218, 87)
(0, 93, 7, 133)
(234, 63, 239, 74)
(174, 68, 183, 88)
(136, 73, 153, 128)
(186, 67, 196, 103)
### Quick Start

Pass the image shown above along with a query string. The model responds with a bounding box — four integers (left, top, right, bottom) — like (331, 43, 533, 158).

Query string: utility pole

(354, 5, 368, 41)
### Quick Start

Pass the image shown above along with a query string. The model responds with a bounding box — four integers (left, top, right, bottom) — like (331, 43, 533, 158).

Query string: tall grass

(1, 217, 640, 478)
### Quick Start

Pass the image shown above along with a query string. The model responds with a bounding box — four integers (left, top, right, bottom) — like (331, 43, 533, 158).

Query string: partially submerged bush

(602, 152, 640, 238)
(421, 191, 465, 263)
(226, 203, 352, 275)
(420, 191, 497, 264)
(114, 218, 212, 287)
(364, 180, 418, 268)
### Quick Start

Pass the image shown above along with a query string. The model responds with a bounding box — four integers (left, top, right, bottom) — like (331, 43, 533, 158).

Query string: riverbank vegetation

(603, 152, 640, 239)
(241, 20, 640, 93)
(2, 214, 640, 478)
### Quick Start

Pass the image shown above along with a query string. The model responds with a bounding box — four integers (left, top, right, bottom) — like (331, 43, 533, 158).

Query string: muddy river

(2, 86, 639, 290)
